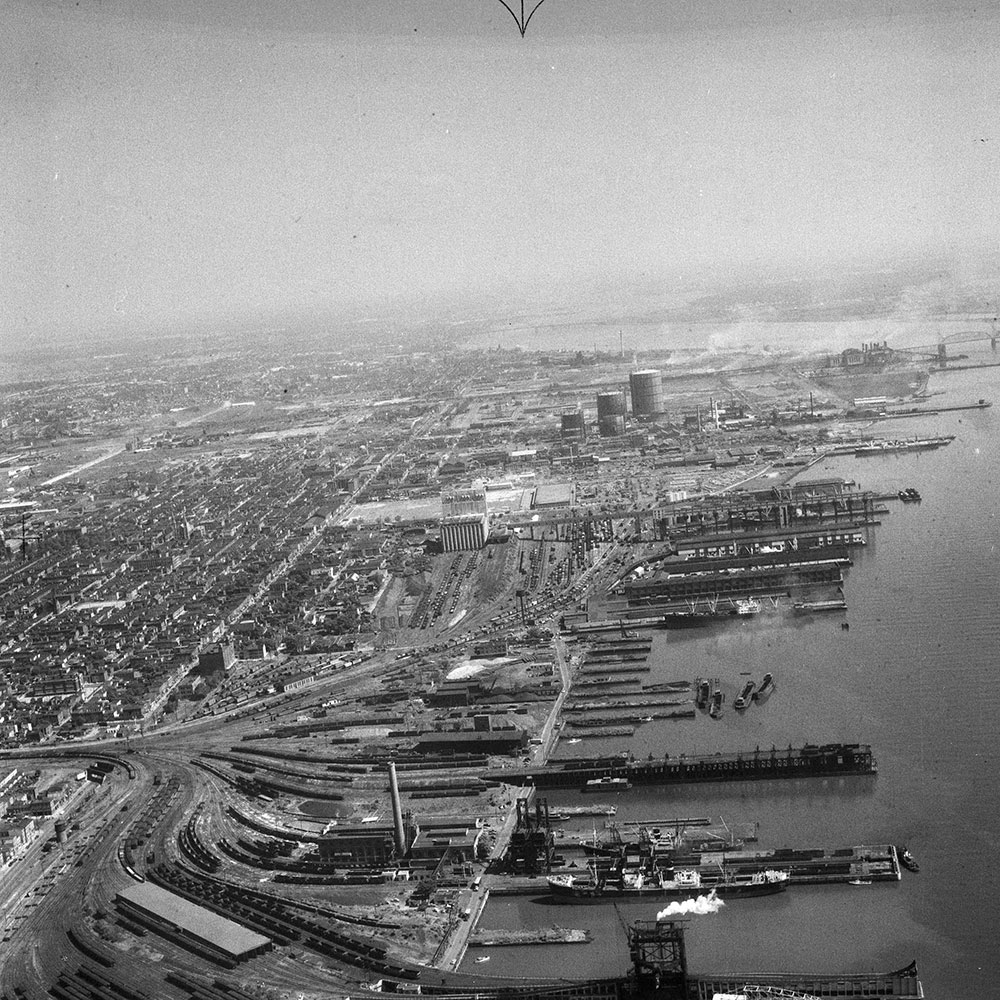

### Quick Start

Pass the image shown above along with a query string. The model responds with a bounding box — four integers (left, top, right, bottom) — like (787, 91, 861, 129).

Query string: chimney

(388, 761, 406, 856)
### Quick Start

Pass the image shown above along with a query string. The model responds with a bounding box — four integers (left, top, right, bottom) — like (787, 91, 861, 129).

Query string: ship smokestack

(388, 761, 406, 856)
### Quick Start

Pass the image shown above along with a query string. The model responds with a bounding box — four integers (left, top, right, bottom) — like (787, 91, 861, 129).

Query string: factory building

(596, 390, 627, 437)
(440, 513, 489, 552)
(629, 369, 664, 416)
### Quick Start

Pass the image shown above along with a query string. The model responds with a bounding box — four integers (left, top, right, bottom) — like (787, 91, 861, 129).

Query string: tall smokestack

(388, 761, 406, 856)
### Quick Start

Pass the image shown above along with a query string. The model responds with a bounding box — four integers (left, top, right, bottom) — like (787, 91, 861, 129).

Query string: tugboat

(696, 679, 711, 708)
(897, 846, 920, 872)
(899, 487, 921, 503)
(709, 689, 724, 719)
(734, 679, 757, 710)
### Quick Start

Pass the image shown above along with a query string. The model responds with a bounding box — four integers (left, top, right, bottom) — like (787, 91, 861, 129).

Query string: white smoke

(656, 890, 724, 919)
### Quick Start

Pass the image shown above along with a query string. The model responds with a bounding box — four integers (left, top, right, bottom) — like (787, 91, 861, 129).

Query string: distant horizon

(4, 249, 997, 360)
(7, 0, 999, 350)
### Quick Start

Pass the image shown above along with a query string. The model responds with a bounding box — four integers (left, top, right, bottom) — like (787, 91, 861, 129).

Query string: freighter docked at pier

(546, 865, 789, 901)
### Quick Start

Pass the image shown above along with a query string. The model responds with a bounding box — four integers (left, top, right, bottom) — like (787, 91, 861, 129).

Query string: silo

(629, 369, 664, 416)
(560, 411, 587, 441)
(596, 390, 627, 437)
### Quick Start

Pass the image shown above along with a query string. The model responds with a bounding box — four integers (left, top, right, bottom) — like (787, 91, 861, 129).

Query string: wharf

(564, 696, 691, 711)
(695, 843, 900, 884)
(586, 642, 651, 654)
(469, 927, 591, 946)
(573, 676, 646, 687)
(564, 726, 636, 738)
(481, 743, 877, 789)
(883, 400, 990, 415)
(566, 711, 694, 728)
(612, 816, 713, 828)
(580, 663, 651, 674)
(547, 804, 618, 818)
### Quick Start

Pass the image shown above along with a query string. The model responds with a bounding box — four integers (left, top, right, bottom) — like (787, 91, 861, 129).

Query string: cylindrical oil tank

(629, 369, 664, 416)
(596, 390, 627, 418)
(560, 411, 587, 440)
(54, 820, 67, 843)
(596, 391, 627, 437)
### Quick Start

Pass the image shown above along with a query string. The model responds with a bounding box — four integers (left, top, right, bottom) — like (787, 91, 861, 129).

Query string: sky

(5, 0, 1000, 347)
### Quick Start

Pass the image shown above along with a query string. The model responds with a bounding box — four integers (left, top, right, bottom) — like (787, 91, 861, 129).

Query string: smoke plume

(656, 890, 724, 919)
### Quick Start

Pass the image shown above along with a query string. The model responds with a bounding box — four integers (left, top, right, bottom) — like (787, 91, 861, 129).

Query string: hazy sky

(5, 0, 999, 345)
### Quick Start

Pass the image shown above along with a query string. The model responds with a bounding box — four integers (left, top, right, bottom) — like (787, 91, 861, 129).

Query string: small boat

(638, 716, 654, 724)
(566, 738, 581, 745)
(734, 680, 756, 710)
(709, 690, 723, 719)
(475, 956, 491, 963)
(897, 846, 920, 872)
(899, 487, 921, 503)
(848, 878, 873, 886)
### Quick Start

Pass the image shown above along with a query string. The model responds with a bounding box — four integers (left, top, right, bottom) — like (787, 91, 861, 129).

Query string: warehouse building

(117, 882, 272, 963)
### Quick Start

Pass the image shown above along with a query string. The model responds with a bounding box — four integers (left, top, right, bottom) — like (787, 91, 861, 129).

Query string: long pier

(482, 743, 877, 789)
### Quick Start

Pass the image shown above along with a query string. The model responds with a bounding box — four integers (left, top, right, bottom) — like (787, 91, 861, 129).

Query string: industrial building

(531, 483, 575, 509)
(197, 642, 236, 674)
(440, 513, 489, 552)
(596, 390, 627, 436)
(116, 882, 272, 963)
(629, 369, 664, 416)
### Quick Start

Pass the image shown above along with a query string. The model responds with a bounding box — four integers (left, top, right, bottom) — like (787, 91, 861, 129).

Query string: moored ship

(583, 775, 631, 792)
(696, 679, 711, 708)
(734, 680, 756, 710)
(546, 865, 788, 901)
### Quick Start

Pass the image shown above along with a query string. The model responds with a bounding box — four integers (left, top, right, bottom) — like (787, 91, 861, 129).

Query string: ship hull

(546, 879, 786, 902)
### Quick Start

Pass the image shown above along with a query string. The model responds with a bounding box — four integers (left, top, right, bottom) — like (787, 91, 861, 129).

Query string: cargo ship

(546, 865, 788, 901)
(658, 611, 720, 628)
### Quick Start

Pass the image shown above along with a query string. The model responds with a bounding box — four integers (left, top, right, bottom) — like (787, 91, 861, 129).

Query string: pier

(482, 743, 877, 789)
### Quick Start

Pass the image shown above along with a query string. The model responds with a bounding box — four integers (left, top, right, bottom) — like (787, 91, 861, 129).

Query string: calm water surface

(465, 362, 1000, 998)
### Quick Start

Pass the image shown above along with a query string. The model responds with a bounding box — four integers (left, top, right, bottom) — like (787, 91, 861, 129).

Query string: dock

(470, 927, 591, 946)
(482, 743, 878, 789)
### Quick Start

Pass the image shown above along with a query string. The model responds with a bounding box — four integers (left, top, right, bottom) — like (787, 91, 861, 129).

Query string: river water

(464, 357, 1000, 998)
